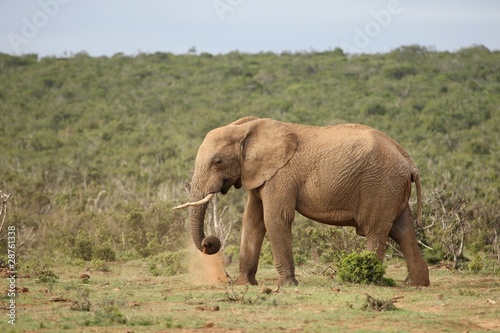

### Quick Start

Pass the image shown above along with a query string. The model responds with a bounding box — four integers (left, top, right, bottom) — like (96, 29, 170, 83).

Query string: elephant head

(182, 117, 298, 255)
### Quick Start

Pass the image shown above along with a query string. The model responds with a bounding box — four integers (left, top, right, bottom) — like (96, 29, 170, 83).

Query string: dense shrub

(305, 226, 366, 264)
(337, 251, 389, 285)
(71, 232, 94, 261)
(123, 205, 186, 257)
(149, 250, 188, 276)
(68, 231, 116, 262)
(384, 64, 417, 79)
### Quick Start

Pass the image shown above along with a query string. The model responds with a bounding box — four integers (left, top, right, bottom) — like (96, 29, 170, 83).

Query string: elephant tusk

(173, 193, 215, 210)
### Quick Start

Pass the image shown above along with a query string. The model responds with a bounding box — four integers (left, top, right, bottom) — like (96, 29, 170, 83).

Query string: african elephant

(176, 116, 430, 287)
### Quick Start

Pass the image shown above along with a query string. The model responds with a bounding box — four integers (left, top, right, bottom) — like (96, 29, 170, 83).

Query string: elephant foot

(407, 259, 430, 287)
(277, 274, 298, 286)
(407, 272, 430, 287)
(234, 274, 258, 286)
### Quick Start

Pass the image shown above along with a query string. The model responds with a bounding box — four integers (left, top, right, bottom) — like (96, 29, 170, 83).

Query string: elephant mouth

(221, 179, 232, 195)
(221, 178, 239, 195)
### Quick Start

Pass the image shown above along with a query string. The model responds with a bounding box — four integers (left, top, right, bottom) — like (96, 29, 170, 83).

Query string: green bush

(467, 254, 484, 273)
(93, 244, 116, 262)
(71, 233, 94, 261)
(91, 259, 111, 272)
(35, 268, 60, 284)
(69, 232, 116, 261)
(423, 247, 445, 265)
(305, 226, 365, 264)
(149, 250, 188, 276)
(293, 250, 309, 266)
(384, 64, 417, 80)
(92, 299, 127, 325)
(337, 251, 388, 285)
(123, 205, 186, 257)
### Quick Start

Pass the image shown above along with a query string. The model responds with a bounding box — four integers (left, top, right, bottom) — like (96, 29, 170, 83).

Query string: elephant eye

(213, 157, 223, 167)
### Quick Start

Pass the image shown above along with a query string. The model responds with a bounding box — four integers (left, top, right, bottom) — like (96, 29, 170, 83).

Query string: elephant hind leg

(389, 205, 430, 287)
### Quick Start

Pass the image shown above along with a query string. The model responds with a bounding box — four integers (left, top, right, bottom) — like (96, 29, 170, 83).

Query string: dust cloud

(186, 243, 229, 285)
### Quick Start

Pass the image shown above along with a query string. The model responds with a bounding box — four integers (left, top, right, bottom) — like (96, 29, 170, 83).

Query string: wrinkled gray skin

(188, 116, 430, 287)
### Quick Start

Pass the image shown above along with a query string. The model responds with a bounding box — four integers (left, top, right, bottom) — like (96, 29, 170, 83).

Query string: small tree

(0, 191, 35, 256)
(206, 194, 235, 253)
(422, 188, 471, 269)
(0, 191, 12, 239)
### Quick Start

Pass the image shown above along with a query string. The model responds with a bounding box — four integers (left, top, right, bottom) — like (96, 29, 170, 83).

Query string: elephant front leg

(264, 201, 299, 286)
(268, 230, 298, 286)
(236, 192, 265, 285)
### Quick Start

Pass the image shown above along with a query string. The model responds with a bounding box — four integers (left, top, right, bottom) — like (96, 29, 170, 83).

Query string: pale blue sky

(1, 0, 499, 57)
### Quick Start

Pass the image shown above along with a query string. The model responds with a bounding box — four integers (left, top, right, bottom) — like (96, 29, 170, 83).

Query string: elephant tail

(412, 172, 422, 226)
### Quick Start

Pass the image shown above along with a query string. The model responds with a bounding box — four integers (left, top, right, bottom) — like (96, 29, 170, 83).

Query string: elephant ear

(240, 119, 298, 190)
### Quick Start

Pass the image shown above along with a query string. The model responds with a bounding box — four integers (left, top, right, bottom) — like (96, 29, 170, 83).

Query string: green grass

(2, 258, 498, 332)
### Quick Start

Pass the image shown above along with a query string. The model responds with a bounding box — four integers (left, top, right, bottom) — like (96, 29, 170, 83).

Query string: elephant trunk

(188, 192, 221, 255)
